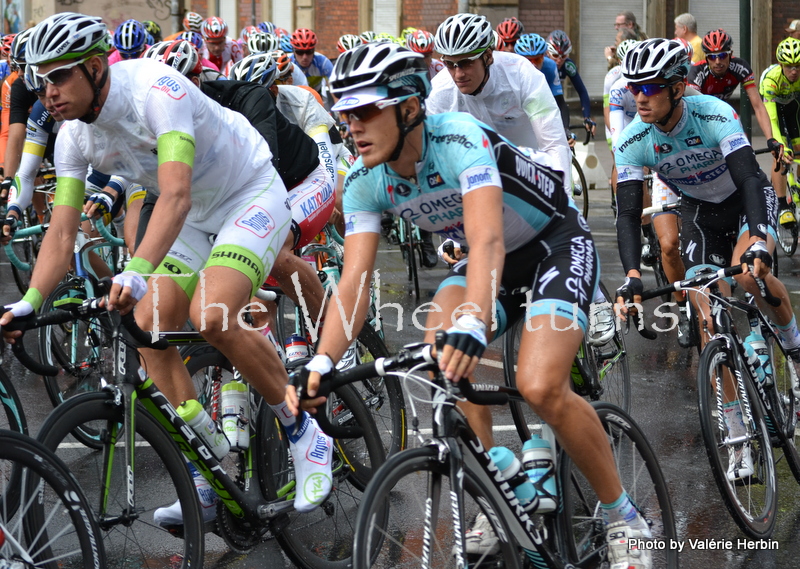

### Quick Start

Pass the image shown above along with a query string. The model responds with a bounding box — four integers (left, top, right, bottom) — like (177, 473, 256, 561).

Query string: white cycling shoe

(287, 412, 333, 513)
(727, 445, 755, 481)
(606, 520, 653, 569)
(154, 464, 218, 527)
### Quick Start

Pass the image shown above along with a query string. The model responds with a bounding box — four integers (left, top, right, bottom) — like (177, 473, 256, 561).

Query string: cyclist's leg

(271, 231, 326, 320)
(651, 175, 684, 302)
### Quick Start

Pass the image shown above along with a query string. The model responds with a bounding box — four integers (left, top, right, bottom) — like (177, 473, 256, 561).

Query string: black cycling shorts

(437, 206, 599, 337)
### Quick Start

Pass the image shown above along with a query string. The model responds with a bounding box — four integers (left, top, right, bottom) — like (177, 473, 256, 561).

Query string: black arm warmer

(726, 146, 768, 240)
(616, 179, 645, 274)
(554, 94, 570, 132)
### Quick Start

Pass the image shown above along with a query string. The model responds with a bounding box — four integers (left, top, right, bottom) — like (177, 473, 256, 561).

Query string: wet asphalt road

(2, 138, 800, 568)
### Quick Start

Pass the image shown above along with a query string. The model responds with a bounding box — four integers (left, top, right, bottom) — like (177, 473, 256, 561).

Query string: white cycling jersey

(54, 59, 278, 227)
(425, 50, 571, 187)
(603, 65, 622, 143)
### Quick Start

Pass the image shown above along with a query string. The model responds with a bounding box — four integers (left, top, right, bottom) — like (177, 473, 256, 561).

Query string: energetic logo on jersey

(235, 205, 275, 237)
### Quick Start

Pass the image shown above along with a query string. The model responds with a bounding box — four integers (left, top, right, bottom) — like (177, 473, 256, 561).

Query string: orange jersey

(0, 70, 19, 165)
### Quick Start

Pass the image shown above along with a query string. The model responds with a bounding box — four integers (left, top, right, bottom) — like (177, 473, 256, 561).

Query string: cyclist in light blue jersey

(286, 42, 654, 568)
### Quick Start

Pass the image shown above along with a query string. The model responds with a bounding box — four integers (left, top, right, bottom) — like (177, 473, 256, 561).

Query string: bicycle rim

(556, 403, 677, 568)
(0, 368, 27, 435)
(36, 393, 205, 568)
(0, 430, 106, 568)
(9, 233, 35, 295)
(258, 384, 386, 569)
(353, 446, 524, 569)
(766, 335, 800, 484)
(697, 339, 777, 538)
(572, 155, 589, 220)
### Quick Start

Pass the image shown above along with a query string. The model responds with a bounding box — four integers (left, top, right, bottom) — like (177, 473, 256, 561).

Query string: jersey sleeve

(434, 118, 502, 195)
(613, 122, 648, 183)
(342, 162, 388, 236)
(142, 73, 198, 168)
(564, 59, 592, 119)
(52, 125, 90, 211)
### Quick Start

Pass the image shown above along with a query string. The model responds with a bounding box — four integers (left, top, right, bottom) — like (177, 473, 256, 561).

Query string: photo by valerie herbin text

(628, 538, 780, 553)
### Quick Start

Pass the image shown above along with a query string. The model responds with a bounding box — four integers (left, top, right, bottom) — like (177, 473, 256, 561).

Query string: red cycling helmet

(291, 28, 317, 51)
(1, 33, 16, 57)
(496, 18, 523, 43)
(702, 28, 732, 54)
(202, 17, 228, 41)
(406, 29, 434, 54)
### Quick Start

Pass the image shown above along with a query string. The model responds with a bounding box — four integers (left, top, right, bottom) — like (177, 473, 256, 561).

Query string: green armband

(52, 177, 85, 211)
(126, 257, 156, 276)
(157, 131, 196, 168)
(22, 287, 43, 312)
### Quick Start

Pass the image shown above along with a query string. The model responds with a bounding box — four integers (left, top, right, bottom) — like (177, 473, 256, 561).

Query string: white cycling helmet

(230, 53, 279, 87)
(621, 38, 690, 83)
(434, 13, 493, 56)
(144, 39, 201, 77)
(26, 12, 110, 65)
(330, 42, 429, 100)
(247, 32, 279, 54)
(616, 39, 639, 63)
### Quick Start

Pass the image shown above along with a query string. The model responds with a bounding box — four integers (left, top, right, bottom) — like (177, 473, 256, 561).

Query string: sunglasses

(33, 56, 90, 88)
(706, 51, 731, 61)
(338, 95, 412, 125)
(442, 51, 485, 70)
(783, 65, 800, 73)
(294, 49, 314, 56)
(627, 82, 673, 96)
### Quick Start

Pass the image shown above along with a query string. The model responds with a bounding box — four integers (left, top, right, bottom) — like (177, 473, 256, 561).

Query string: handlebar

(641, 201, 680, 217)
(290, 331, 512, 439)
(568, 123, 592, 146)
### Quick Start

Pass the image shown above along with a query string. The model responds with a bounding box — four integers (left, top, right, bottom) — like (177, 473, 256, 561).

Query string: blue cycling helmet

(279, 34, 292, 52)
(258, 21, 276, 34)
(179, 31, 204, 52)
(114, 19, 147, 56)
(514, 33, 548, 57)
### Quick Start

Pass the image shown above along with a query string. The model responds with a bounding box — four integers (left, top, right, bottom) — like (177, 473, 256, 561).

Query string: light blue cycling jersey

(615, 94, 750, 203)
(343, 112, 571, 253)
(539, 57, 563, 97)
(290, 53, 333, 93)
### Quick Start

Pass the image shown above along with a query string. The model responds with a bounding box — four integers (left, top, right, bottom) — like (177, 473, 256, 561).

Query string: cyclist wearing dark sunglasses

(614, 39, 800, 361)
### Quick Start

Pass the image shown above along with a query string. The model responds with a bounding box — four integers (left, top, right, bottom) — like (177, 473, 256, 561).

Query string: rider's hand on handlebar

(0, 300, 32, 345)
(285, 354, 333, 417)
(104, 272, 148, 315)
(766, 138, 787, 171)
(0, 177, 12, 203)
(439, 314, 487, 381)
(740, 239, 772, 279)
(614, 275, 643, 322)
(584, 117, 597, 138)
(83, 190, 117, 220)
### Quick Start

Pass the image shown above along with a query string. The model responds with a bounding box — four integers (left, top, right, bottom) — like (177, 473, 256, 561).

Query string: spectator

(674, 13, 703, 63)
(605, 27, 637, 70)
(787, 20, 800, 40)
(615, 11, 647, 41)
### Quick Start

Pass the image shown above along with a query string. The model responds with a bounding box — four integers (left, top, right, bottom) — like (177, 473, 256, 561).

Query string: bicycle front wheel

(0, 430, 106, 568)
(353, 446, 525, 569)
(697, 339, 777, 538)
(258, 383, 386, 569)
(36, 392, 205, 568)
(765, 334, 800, 484)
(556, 403, 677, 568)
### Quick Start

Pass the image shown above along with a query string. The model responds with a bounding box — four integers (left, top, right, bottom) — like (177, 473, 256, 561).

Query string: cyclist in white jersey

(0, 13, 333, 522)
(201, 17, 242, 76)
(285, 43, 654, 568)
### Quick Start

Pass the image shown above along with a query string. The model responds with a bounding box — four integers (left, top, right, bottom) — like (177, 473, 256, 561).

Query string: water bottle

(221, 381, 250, 451)
(522, 435, 557, 513)
(285, 334, 310, 363)
(488, 447, 537, 513)
(743, 333, 770, 385)
(745, 332, 772, 386)
(177, 399, 230, 460)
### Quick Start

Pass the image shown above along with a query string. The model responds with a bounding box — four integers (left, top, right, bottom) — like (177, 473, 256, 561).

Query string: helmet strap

(656, 84, 681, 128)
(78, 60, 108, 124)
(389, 101, 426, 162)
(468, 54, 491, 96)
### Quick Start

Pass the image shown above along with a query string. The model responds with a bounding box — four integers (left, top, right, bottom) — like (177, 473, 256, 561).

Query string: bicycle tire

(38, 278, 113, 448)
(696, 338, 777, 538)
(504, 283, 631, 440)
(9, 224, 37, 296)
(776, 203, 798, 257)
(404, 219, 421, 298)
(572, 155, 589, 220)
(556, 402, 678, 569)
(257, 383, 386, 569)
(352, 445, 525, 569)
(0, 430, 106, 568)
(36, 392, 205, 568)
(765, 334, 800, 484)
(0, 367, 27, 435)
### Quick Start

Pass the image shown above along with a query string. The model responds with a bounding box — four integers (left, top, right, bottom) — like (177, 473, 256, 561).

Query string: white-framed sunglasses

(32, 56, 91, 88)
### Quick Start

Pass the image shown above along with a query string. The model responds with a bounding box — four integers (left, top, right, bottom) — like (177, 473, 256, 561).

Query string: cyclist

(108, 19, 149, 64)
(179, 31, 220, 71)
(0, 12, 333, 525)
(337, 33, 363, 54)
(514, 33, 569, 130)
(547, 30, 597, 138)
(495, 17, 524, 53)
(142, 20, 162, 44)
(0, 33, 17, 183)
(406, 29, 444, 80)
(286, 42, 654, 568)
(201, 16, 242, 76)
(760, 38, 800, 227)
(614, 39, 800, 446)
(603, 29, 638, 155)
(290, 28, 332, 101)
(162, 11, 202, 42)
(246, 31, 279, 55)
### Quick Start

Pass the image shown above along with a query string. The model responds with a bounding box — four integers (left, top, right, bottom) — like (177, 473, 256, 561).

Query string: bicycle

(385, 215, 425, 298)
(635, 265, 800, 538)
(291, 335, 677, 568)
(503, 281, 631, 440)
(775, 155, 800, 257)
(568, 124, 592, 220)
(0, 429, 106, 568)
(2, 283, 386, 569)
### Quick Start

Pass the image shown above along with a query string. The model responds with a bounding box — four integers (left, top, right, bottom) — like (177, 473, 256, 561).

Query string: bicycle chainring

(216, 500, 264, 553)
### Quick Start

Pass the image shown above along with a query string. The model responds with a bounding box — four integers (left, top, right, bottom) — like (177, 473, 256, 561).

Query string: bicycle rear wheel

(257, 383, 386, 569)
(765, 334, 800, 484)
(352, 446, 525, 569)
(572, 155, 589, 220)
(0, 368, 27, 435)
(556, 403, 677, 569)
(0, 430, 106, 568)
(36, 392, 205, 568)
(9, 228, 37, 295)
(404, 219, 421, 298)
(697, 339, 777, 538)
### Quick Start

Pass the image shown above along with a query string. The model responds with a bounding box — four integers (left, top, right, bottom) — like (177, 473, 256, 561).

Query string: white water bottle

(177, 399, 230, 460)
(221, 381, 250, 451)
(522, 435, 557, 512)
(745, 332, 772, 386)
(488, 447, 537, 513)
